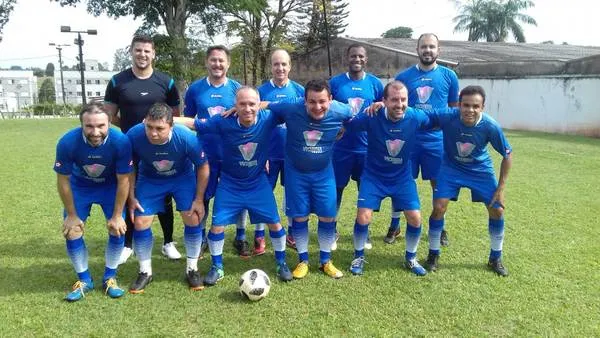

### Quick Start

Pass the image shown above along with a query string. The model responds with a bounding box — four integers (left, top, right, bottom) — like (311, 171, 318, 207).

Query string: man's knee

(356, 208, 372, 225)
(318, 216, 335, 223)
(488, 206, 504, 220)
(431, 199, 449, 219)
(404, 210, 422, 226)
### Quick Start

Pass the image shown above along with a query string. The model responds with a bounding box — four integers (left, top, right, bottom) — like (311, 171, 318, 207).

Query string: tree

(32, 68, 45, 77)
(293, 0, 349, 53)
(9, 65, 22, 70)
(452, 0, 537, 42)
(45, 63, 55, 77)
(39, 78, 56, 104)
(0, 0, 16, 35)
(112, 47, 130, 71)
(381, 26, 413, 38)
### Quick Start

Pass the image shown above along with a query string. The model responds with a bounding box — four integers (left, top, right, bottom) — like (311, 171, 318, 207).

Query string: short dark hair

(417, 33, 439, 47)
(346, 43, 367, 55)
(206, 45, 230, 59)
(383, 81, 407, 99)
(79, 102, 110, 122)
(304, 79, 331, 98)
(459, 85, 486, 104)
(131, 35, 154, 48)
(146, 102, 173, 125)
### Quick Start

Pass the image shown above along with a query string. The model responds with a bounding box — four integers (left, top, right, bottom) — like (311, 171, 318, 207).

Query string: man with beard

(54, 103, 133, 301)
(104, 35, 182, 263)
(388, 33, 459, 245)
(329, 44, 383, 252)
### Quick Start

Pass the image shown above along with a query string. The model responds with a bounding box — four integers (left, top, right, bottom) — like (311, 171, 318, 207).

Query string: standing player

(104, 35, 182, 263)
(183, 45, 249, 258)
(389, 33, 459, 245)
(54, 103, 132, 301)
(175, 87, 294, 284)
(329, 44, 383, 251)
(345, 81, 429, 276)
(424, 85, 512, 276)
(127, 103, 209, 293)
(256, 49, 305, 253)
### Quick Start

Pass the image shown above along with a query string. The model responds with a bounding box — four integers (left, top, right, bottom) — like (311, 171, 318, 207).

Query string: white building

(54, 60, 113, 105)
(0, 71, 38, 112)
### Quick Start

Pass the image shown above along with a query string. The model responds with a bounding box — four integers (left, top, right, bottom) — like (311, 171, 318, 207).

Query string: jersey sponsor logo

(456, 142, 475, 157)
(385, 139, 405, 157)
(210, 94, 223, 98)
(303, 130, 323, 147)
(416, 86, 434, 104)
(140, 92, 149, 96)
(238, 142, 258, 161)
(152, 160, 175, 172)
(208, 106, 225, 117)
(83, 163, 106, 178)
(348, 97, 365, 116)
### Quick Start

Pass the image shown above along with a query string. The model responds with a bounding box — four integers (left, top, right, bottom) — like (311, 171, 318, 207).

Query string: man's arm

(104, 103, 120, 127)
(127, 168, 144, 222)
(57, 174, 83, 237)
(188, 162, 209, 220)
(173, 117, 196, 130)
(107, 173, 130, 236)
(490, 152, 512, 209)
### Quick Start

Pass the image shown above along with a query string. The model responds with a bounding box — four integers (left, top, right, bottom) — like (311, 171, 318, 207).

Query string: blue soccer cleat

(276, 262, 293, 282)
(103, 278, 125, 298)
(64, 280, 94, 302)
(204, 265, 224, 286)
(404, 259, 428, 276)
(349, 257, 366, 275)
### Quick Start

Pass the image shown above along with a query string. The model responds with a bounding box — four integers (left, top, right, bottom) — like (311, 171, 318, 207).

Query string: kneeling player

(127, 103, 209, 293)
(55, 103, 133, 301)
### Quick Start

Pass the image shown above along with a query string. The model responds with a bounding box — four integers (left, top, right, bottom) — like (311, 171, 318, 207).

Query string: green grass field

(1, 118, 599, 336)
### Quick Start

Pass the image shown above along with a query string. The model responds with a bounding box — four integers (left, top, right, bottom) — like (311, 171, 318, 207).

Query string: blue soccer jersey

(258, 79, 305, 161)
(395, 65, 459, 143)
(193, 110, 279, 188)
(346, 107, 431, 182)
(429, 108, 512, 176)
(268, 98, 352, 172)
(104, 69, 180, 133)
(126, 123, 206, 180)
(329, 72, 384, 153)
(54, 128, 133, 187)
(183, 77, 242, 161)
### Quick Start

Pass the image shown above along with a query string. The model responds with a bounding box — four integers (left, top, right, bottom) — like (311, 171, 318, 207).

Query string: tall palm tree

(452, 0, 537, 42)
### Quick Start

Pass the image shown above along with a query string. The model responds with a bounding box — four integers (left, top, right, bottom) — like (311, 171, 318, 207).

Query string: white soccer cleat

(117, 247, 134, 265)
(162, 242, 182, 260)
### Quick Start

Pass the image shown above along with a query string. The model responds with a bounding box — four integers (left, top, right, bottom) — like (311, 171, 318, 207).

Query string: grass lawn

(0, 118, 599, 336)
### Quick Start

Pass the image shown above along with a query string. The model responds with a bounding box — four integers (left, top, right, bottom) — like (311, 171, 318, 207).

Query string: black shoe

(383, 227, 401, 244)
(233, 239, 251, 259)
(488, 258, 508, 277)
(440, 230, 450, 246)
(186, 270, 204, 291)
(424, 253, 439, 272)
(199, 236, 208, 259)
(129, 272, 153, 294)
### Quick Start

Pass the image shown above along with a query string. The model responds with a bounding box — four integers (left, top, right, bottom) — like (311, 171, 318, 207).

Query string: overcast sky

(0, 0, 596, 69)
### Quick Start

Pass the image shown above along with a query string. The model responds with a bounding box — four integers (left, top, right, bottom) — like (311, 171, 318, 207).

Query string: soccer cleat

(64, 280, 94, 302)
(186, 269, 205, 291)
(286, 234, 297, 250)
(424, 253, 440, 272)
(488, 258, 509, 277)
(349, 257, 366, 275)
(320, 261, 344, 279)
(199, 236, 208, 260)
(117, 246, 134, 265)
(233, 239, 251, 259)
(103, 278, 125, 298)
(404, 259, 428, 276)
(276, 262, 293, 282)
(383, 228, 402, 244)
(364, 235, 373, 250)
(440, 230, 450, 247)
(203, 265, 224, 286)
(129, 272, 152, 294)
(292, 261, 309, 279)
(331, 231, 340, 251)
(253, 237, 266, 256)
(162, 242, 182, 260)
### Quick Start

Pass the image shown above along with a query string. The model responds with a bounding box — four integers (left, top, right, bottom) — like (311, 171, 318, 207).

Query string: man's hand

(222, 107, 237, 118)
(63, 215, 84, 237)
(365, 101, 384, 116)
(187, 199, 205, 221)
(127, 196, 144, 223)
(335, 126, 346, 141)
(107, 215, 127, 236)
(489, 187, 506, 210)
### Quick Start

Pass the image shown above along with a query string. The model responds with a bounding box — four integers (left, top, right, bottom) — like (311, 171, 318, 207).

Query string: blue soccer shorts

(357, 172, 420, 212)
(68, 184, 120, 221)
(411, 140, 443, 181)
(204, 160, 221, 200)
(267, 159, 284, 189)
(434, 164, 501, 207)
(333, 150, 365, 188)
(285, 163, 337, 218)
(134, 173, 197, 216)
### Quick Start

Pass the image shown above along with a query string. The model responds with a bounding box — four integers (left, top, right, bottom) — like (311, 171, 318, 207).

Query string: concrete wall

(460, 76, 600, 137)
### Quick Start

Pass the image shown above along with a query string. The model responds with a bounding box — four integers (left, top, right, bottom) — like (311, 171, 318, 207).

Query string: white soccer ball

(239, 269, 271, 301)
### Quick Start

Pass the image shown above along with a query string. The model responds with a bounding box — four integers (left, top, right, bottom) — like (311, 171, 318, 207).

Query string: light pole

(49, 43, 70, 106)
(60, 26, 97, 104)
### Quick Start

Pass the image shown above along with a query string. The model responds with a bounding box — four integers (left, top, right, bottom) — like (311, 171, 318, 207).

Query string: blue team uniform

(329, 72, 383, 188)
(257, 79, 305, 188)
(193, 111, 282, 225)
(429, 109, 512, 205)
(127, 123, 207, 215)
(346, 108, 432, 212)
(184, 77, 241, 199)
(395, 65, 459, 180)
(54, 128, 133, 220)
(268, 98, 352, 218)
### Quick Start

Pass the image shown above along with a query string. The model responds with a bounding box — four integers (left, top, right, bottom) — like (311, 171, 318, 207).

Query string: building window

(87, 91, 92, 97)
(9, 79, 14, 84)
(76, 80, 81, 84)
(68, 91, 73, 96)
(67, 79, 72, 84)
(86, 80, 92, 84)
(95, 80, 101, 84)
(96, 91, 101, 96)
(77, 92, 82, 96)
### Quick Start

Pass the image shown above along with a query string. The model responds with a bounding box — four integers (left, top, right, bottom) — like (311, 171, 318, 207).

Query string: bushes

(23, 103, 82, 117)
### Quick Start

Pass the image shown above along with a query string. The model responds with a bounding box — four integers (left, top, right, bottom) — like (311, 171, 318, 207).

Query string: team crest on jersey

(456, 142, 475, 157)
(238, 142, 258, 161)
(152, 160, 175, 172)
(208, 106, 225, 117)
(303, 130, 323, 147)
(416, 86, 434, 104)
(83, 164, 106, 178)
(385, 139, 405, 157)
(347, 97, 365, 116)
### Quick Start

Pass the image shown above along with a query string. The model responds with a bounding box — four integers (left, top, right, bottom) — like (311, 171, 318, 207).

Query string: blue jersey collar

(206, 77, 228, 88)
(270, 79, 289, 88)
(416, 64, 438, 72)
(345, 72, 366, 81)
(384, 107, 404, 122)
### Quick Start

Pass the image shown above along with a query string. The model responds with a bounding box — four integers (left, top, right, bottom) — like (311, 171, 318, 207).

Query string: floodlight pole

(61, 26, 97, 104)
(322, 0, 332, 78)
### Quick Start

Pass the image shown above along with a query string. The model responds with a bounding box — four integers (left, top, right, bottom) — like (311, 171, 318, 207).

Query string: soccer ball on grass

(239, 269, 270, 301)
